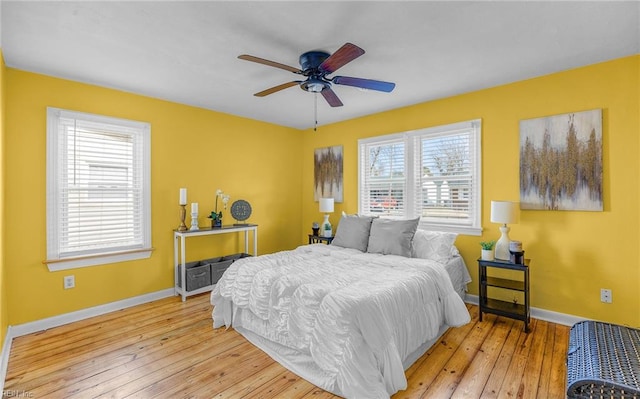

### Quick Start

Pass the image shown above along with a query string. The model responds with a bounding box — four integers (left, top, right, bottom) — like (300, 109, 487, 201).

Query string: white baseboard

(0, 288, 176, 393)
(10, 288, 175, 338)
(465, 294, 586, 326)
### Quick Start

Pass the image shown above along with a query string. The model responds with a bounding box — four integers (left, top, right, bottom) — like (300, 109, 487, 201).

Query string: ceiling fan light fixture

(301, 78, 328, 93)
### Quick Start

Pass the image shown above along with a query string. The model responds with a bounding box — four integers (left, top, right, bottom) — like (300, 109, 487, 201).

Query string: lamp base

(495, 225, 511, 260)
(322, 214, 332, 237)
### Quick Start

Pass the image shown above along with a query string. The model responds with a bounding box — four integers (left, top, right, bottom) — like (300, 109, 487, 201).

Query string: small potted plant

(209, 211, 222, 228)
(480, 240, 496, 261)
(208, 189, 230, 228)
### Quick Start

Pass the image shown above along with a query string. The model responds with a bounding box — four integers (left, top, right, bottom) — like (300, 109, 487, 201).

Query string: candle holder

(178, 205, 188, 232)
(190, 212, 199, 231)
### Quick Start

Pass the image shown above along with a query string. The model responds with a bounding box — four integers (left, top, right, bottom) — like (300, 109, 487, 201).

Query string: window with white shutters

(46, 108, 152, 271)
(359, 120, 482, 235)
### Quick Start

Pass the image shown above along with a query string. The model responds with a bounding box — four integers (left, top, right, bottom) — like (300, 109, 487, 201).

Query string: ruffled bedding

(211, 244, 470, 398)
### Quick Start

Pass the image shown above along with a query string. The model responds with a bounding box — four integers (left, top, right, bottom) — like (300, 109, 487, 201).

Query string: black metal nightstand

(478, 258, 530, 332)
(308, 234, 334, 245)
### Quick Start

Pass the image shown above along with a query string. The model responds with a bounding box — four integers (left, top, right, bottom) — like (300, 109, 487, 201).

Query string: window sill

(45, 248, 154, 272)
(419, 223, 482, 236)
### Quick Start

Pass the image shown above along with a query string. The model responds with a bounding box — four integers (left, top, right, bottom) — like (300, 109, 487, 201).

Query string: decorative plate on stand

(230, 199, 252, 225)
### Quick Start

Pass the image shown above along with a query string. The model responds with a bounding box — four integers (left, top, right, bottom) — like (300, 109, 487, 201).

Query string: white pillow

(411, 229, 458, 263)
(367, 218, 420, 257)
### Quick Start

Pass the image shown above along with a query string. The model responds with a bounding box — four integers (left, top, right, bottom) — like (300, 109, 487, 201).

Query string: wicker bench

(567, 320, 640, 398)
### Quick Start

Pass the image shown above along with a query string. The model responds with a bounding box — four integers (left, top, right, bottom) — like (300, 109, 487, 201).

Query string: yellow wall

(302, 55, 640, 326)
(4, 69, 303, 325)
(3, 55, 639, 328)
(1, 50, 7, 343)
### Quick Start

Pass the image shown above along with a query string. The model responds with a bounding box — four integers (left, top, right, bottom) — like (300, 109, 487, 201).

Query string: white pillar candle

(179, 188, 187, 205)
(191, 202, 198, 213)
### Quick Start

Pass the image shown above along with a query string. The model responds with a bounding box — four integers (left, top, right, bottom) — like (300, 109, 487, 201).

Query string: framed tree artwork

(314, 145, 343, 202)
(519, 109, 603, 211)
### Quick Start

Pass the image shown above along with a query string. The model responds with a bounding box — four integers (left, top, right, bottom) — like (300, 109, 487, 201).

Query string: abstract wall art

(519, 109, 603, 211)
(314, 145, 343, 202)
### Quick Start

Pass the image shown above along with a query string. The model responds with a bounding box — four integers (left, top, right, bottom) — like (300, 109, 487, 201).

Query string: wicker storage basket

(178, 261, 212, 292)
(567, 320, 640, 398)
(210, 259, 234, 284)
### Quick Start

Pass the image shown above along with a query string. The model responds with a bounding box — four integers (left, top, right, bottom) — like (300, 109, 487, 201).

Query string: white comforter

(211, 244, 470, 399)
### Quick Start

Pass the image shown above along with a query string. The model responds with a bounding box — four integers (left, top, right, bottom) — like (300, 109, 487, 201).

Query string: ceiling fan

(238, 43, 395, 107)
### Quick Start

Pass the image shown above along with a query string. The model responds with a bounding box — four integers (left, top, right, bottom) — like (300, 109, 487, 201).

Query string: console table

(174, 224, 258, 301)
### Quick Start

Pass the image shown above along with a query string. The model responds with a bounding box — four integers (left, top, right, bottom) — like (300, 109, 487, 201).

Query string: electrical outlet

(600, 288, 612, 303)
(64, 275, 75, 289)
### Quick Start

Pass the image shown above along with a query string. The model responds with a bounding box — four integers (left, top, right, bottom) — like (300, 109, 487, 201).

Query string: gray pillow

(367, 218, 420, 257)
(330, 214, 375, 252)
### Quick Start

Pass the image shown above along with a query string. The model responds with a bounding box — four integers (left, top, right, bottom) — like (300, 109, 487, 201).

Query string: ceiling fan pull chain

(314, 93, 318, 132)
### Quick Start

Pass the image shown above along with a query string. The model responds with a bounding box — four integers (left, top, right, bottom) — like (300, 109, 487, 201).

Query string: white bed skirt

(215, 302, 450, 398)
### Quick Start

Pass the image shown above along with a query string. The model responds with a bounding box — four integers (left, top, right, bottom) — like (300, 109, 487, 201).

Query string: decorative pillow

(330, 214, 375, 252)
(367, 218, 420, 257)
(411, 229, 458, 263)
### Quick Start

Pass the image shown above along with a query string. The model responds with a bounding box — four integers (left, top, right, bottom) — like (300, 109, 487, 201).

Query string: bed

(210, 215, 472, 398)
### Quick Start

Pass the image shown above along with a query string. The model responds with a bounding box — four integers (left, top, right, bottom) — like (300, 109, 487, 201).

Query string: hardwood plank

(45, 321, 234, 398)
(73, 334, 253, 398)
(403, 303, 476, 381)
(420, 312, 496, 398)
(8, 320, 217, 395)
(240, 369, 311, 399)
(6, 301, 214, 386)
(300, 387, 342, 399)
(536, 321, 559, 398)
(208, 362, 288, 398)
(519, 319, 549, 398)
(4, 293, 570, 399)
(449, 316, 515, 398)
(394, 307, 480, 398)
(10, 296, 191, 351)
(7, 299, 211, 375)
(548, 324, 569, 398)
(262, 375, 317, 399)
(496, 319, 538, 398)
(122, 343, 270, 398)
(479, 315, 525, 398)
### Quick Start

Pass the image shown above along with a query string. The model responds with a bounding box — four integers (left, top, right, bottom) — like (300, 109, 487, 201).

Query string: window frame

(358, 119, 482, 236)
(45, 107, 152, 271)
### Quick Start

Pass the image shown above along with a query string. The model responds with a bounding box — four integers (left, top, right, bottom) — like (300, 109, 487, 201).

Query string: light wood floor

(5, 293, 568, 398)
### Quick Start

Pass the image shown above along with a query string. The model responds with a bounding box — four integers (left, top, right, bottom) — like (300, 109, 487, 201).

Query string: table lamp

(490, 200, 518, 260)
(319, 198, 334, 238)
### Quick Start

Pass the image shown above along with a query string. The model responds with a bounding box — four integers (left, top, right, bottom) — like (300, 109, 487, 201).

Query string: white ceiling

(2, 1, 639, 130)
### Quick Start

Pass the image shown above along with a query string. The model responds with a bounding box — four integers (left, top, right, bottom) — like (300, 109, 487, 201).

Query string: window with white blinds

(46, 108, 152, 271)
(359, 135, 407, 217)
(358, 120, 482, 235)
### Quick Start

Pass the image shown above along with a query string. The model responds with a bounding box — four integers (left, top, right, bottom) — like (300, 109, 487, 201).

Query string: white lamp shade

(490, 201, 518, 224)
(319, 198, 334, 213)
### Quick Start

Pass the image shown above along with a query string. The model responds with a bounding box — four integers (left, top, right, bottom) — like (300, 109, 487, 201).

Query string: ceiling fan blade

(319, 43, 365, 74)
(321, 87, 343, 107)
(254, 81, 301, 97)
(332, 76, 396, 92)
(238, 54, 302, 74)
